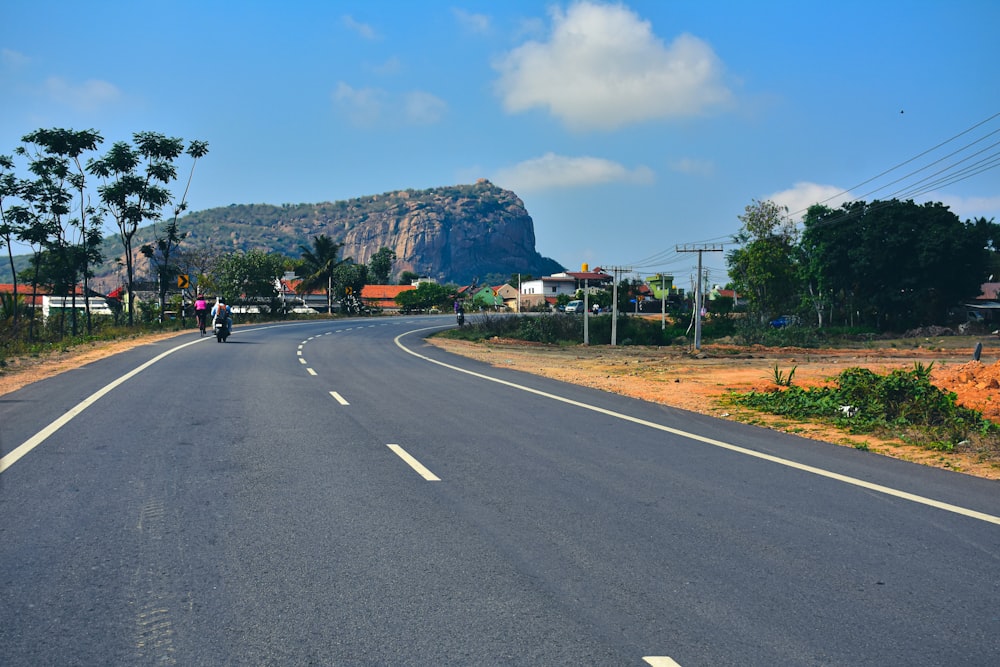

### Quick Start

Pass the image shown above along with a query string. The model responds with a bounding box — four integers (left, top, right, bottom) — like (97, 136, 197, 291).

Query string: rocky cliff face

(339, 179, 562, 282)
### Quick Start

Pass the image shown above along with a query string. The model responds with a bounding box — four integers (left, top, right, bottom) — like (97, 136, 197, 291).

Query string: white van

(565, 300, 585, 313)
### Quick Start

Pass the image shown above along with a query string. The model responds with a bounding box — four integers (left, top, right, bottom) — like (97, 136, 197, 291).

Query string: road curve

(2, 316, 998, 666)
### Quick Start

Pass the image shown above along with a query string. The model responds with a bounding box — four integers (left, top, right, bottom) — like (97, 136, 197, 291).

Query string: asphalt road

(2, 316, 999, 666)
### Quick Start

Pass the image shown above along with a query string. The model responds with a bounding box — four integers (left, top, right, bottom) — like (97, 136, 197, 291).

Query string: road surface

(2, 316, 999, 665)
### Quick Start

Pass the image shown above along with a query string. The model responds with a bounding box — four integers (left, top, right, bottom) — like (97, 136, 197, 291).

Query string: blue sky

(3, 0, 999, 288)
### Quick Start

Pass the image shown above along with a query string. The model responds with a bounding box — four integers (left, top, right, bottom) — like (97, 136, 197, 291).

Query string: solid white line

(306, 368, 317, 376)
(643, 658, 682, 667)
(329, 391, 349, 405)
(394, 327, 1000, 526)
(387, 444, 440, 481)
(1, 335, 209, 474)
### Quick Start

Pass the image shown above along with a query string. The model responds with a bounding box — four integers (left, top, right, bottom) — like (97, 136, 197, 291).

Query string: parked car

(770, 314, 800, 328)
(565, 300, 585, 313)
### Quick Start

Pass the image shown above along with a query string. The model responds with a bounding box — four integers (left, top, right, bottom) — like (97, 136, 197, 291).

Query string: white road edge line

(0, 320, 335, 474)
(1, 335, 211, 474)
(330, 391, 349, 405)
(394, 326, 1000, 526)
(387, 444, 440, 481)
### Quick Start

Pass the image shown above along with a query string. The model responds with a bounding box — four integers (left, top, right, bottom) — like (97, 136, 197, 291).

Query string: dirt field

(3, 327, 999, 480)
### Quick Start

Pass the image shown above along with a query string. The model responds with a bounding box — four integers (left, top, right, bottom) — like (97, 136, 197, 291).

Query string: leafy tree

(18, 129, 104, 335)
(88, 132, 206, 325)
(139, 139, 208, 322)
(140, 220, 187, 323)
(297, 234, 345, 314)
(395, 281, 449, 312)
(368, 247, 396, 284)
(209, 249, 285, 307)
(801, 199, 997, 329)
(398, 270, 420, 285)
(333, 260, 368, 313)
(0, 154, 22, 329)
(726, 199, 801, 324)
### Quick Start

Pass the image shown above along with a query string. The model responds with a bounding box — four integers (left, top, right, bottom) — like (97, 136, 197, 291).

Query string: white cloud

(343, 15, 378, 40)
(492, 152, 654, 192)
(333, 82, 386, 127)
(768, 182, 852, 220)
(493, 1, 732, 131)
(334, 83, 447, 127)
(669, 157, 715, 176)
(453, 8, 491, 34)
(403, 91, 447, 125)
(2, 48, 29, 69)
(44, 76, 121, 111)
(931, 193, 1000, 221)
(769, 184, 1000, 223)
(368, 57, 402, 76)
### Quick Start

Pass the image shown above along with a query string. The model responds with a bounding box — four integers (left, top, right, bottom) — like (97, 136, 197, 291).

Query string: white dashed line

(387, 444, 440, 481)
(329, 391, 349, 405)
(643, 657, 682, 667)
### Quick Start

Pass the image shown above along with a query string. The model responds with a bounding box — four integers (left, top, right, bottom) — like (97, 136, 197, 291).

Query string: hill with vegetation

(1, 179, 564, 288)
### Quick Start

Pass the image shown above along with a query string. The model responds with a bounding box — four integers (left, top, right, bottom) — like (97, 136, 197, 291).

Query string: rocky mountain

(1, 180, 564, 287)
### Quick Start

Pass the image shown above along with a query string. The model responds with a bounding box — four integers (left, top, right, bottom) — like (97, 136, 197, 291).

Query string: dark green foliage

(394, 281, 451, 312)
(801, 200, 998, 329)
(732, 363, 998, 449)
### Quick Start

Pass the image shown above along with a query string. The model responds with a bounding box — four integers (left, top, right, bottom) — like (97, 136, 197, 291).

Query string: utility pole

(676, 244, 723, 351)
(607, 265, 632, 346)
(661, 274, 667, 331)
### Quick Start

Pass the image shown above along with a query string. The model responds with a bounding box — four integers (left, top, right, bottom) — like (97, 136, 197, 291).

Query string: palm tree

(296, 234, 344, 314)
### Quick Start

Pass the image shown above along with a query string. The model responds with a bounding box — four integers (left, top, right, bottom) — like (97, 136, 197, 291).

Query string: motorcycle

(214, 317, 231, 342)
(456, 310, 465, 327)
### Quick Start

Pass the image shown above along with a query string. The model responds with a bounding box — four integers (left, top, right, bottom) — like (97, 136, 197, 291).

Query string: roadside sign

(177, 274, 190, 289)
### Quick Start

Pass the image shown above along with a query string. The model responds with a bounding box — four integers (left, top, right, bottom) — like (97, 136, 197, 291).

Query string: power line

(791, 110, 1000, 217)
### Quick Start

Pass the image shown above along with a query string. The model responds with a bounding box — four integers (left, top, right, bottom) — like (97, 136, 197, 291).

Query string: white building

(42, 296, 114, 320)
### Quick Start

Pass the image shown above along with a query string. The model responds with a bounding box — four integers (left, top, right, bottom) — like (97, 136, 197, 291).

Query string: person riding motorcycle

(211, 298, 232, 335)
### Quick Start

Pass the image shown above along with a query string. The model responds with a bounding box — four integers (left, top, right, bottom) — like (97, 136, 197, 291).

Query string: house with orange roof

(360, 284, 416, 312)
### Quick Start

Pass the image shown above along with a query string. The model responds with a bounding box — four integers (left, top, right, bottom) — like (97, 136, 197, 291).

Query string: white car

(565, 300, 585, 313)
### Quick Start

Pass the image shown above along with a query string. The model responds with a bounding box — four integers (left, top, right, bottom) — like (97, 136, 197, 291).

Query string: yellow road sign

(177, 274, 190, 289)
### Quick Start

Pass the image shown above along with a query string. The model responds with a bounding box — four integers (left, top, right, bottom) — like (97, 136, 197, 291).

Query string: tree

(726, 199, 801, 324)
(88, 132, 206, 325)
(398, 270, 420, 285)
(333, 260, 368, 313)
(139, 139, 208, 323)
(296, 234, 345, 314)
(140, 219, 187, 323)
(368, 247, 396, 284)
(801, 199, 998, 329)
(19, 129, 104, 335)
(0, 154, 21, 329)
(209, 249, 285, 308)
(395, 281, 449, 312)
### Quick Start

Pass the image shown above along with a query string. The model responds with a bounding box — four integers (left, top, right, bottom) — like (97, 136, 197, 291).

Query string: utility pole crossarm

(676, 244, 724, 351)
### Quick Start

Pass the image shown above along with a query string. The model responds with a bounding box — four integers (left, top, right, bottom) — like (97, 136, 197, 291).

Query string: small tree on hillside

(368, 247, 396, 284)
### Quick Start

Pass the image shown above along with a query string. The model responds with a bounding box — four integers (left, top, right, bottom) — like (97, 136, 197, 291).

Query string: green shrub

(732, 363, 998, 449)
